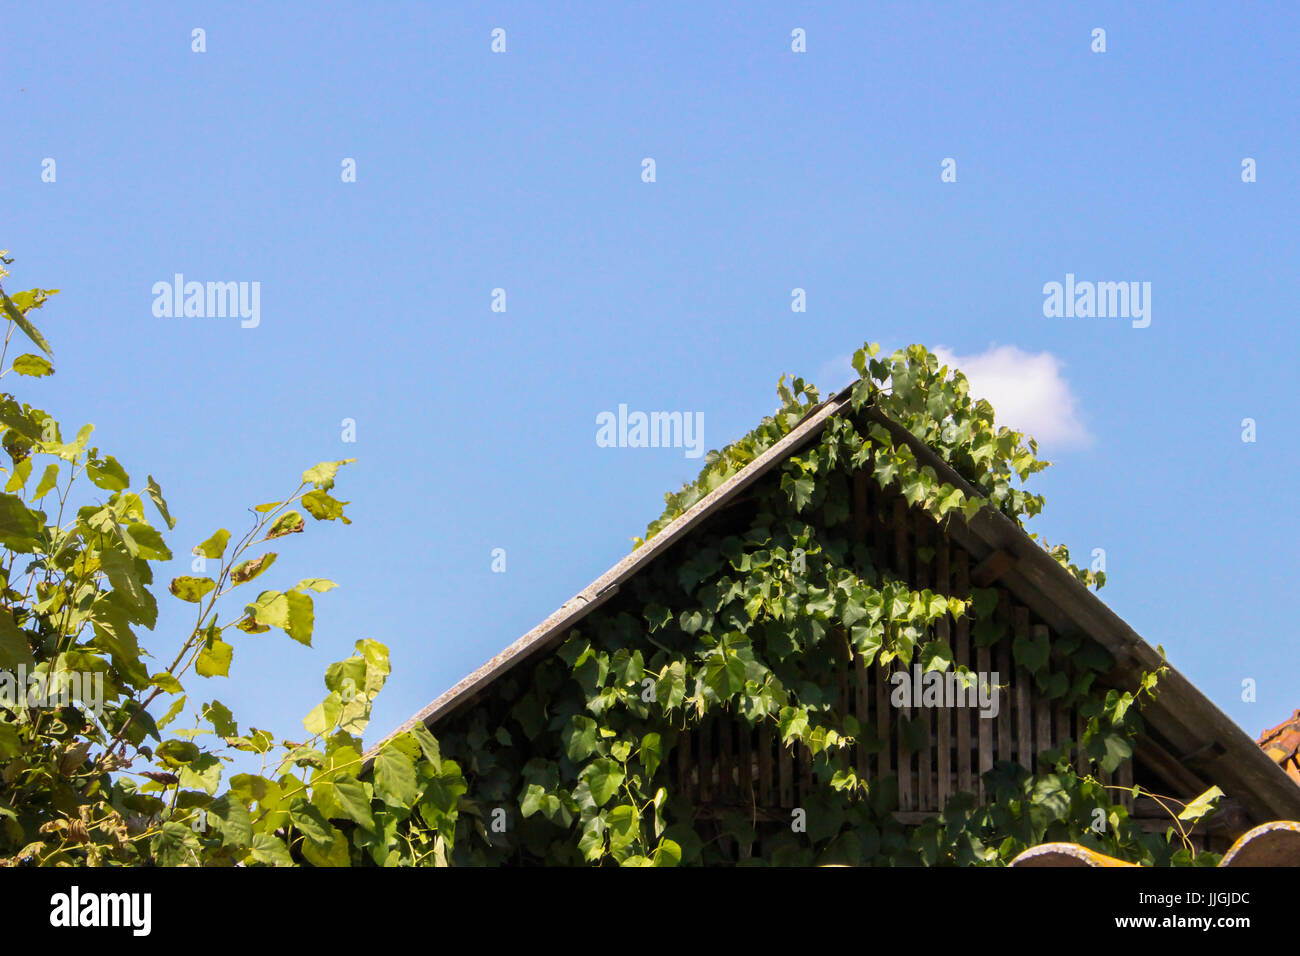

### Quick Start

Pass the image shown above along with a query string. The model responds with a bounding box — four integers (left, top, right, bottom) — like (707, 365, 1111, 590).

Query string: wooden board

(1015, 607, 1032, 771)
(915, 511, 933, 811)
(758, 724, 774, 805)
(955, 550, 973, 794)
(936, 540, 952, 807)
(894, 497, 912, 811)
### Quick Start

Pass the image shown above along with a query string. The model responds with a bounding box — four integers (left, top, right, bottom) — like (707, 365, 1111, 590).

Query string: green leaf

(230, 552, 276, 585)
(229, 773, 281, 809)
(202, 699, 238, 737)
(244, 589, 315, 642)
(606, 803, 639, 853)
(302, 459, 354, 491)
(302, 490, 351, 524)
(169, 576, 216, 603)
(157, 694, 186, 729)
(652, 837, 682, 867)
(289, 799, 335, 847)
(0, 493, 40, 552)
(1, 289, 53, 357)
(303, 693, 341, 736)
(196, 636, 233, 677)
(11, 353, 53, 377)
(193, 528, 231, 560)
(582, 758, 625, 807)
(151, 821, 198, 866)
(0, 722, 21, 760)
(265, 511, 305, 539)
(283, 591, 314, 645)
(1013, 630, 1050, 673)
(640, 733, 662, 777)
(250, 833, 294, 866)
(126, 522, 171, 560)
(565, 716, 601, 761)
(778, 706, 808, 743)
(410, 723, 442, 766)
(146, 475, 177, 529)
(156, 739, 201, 766)
(31, 463, 60, 500)
(781, 472, 815, 511)
(919, 638, 954, 673)
(86, 455, 130, 492)
(1087, 730, 1133, 774)
(373, 746, 418, 808)
(0, 609, 34, 668)
(4, 459, 30, 492)
(207, 794, 252, 848)
(1178, 786, 1224, 823)
(332, 777, 376, 831)
(178, 752, 223, 795)
(293, 578, 337, 593)
(150, 672, 184, 694)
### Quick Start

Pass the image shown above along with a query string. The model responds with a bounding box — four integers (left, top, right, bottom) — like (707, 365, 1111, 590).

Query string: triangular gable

(369, 383, 1300, 824)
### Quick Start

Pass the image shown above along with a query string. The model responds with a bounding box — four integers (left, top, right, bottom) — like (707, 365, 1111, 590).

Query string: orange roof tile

(1258, 709, 1300, 785)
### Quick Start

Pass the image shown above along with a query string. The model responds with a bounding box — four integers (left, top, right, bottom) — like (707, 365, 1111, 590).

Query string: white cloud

(931, 344, 1090, 448)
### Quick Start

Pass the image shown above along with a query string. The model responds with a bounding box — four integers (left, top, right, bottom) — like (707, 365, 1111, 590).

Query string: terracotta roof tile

(1258, 709, 1300, 785)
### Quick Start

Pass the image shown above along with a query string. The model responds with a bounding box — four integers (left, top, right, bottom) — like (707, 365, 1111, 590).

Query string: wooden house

(372, 382, 1300, 863)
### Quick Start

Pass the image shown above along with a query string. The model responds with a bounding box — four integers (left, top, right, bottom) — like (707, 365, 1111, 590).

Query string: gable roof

(368, 384, 1300, 824)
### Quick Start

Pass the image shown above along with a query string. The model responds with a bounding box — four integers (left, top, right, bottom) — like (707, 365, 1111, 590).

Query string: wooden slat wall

(955, 550, 973, 796)
(663, 476, 1147, 824)
(995, 592, 1012, 770)
(915, 511, 933, 812)
(698, 716, 712, 804)
(718, 716, 734, 804)
(778, 731, 793, 807)
(893, 498, 912, 812)
(935, 538, 952, 808)
(1016, 608, 1033, 772)
(758, 725, 773, 805)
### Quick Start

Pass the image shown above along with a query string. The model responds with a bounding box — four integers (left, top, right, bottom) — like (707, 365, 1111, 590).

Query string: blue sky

(2, 1, 1296, 758)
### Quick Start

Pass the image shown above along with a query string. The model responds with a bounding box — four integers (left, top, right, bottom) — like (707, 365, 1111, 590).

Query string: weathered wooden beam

(970, 548, 1019, 588)
(1134, 734, 1209, 797)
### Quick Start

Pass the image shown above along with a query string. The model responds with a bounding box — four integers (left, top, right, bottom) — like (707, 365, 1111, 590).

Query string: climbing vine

(420, 343, 1215, 866)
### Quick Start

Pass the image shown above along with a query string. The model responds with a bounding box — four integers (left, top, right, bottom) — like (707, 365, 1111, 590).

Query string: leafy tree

(0, 254, 463, 866)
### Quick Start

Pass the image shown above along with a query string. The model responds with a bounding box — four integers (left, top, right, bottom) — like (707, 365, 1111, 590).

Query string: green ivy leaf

(1013, 631, 1050, 673)
(640, 733, 662, 777)
(582, 758, 625, 807)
